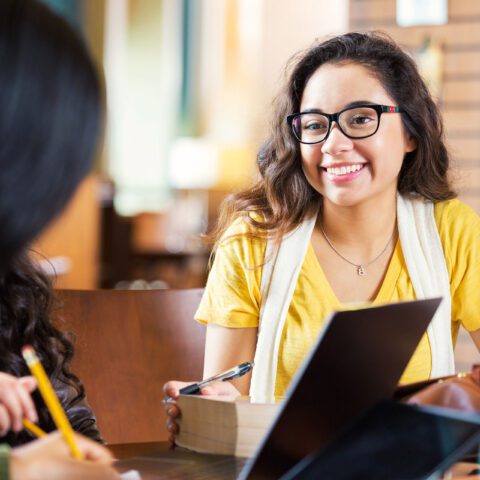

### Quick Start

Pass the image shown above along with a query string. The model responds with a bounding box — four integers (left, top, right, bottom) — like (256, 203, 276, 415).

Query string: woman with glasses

(164, 32, 480, 435)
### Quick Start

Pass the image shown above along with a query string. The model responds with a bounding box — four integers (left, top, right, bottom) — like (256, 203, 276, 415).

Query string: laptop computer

(238, 297, 441, 479)
(280, 400, 480, 480)
(116, 298, 441, 479)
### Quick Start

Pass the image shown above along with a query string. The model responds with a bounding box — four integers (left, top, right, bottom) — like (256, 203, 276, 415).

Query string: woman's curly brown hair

(211, 31, 455, 249)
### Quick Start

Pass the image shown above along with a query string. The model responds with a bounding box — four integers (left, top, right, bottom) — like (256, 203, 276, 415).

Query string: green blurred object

(179, 0, 200, 137)
(39, 0, 82, 29)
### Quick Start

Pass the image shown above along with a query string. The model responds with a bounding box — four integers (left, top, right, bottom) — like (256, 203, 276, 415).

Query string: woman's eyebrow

(300, 100, 377, 114)
(344, 100, 376, 109)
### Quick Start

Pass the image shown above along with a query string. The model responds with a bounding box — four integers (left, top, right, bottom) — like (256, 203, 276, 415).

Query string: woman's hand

(10, 431, 119, 480)
(407, 366, 480, 412)
(163, 380, 240, 443)
(0, 372, 38, 435)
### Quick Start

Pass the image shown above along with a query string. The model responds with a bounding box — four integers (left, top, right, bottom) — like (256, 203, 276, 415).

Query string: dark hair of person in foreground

(0, 0, 103, 446)
(0, 0, 102, 270)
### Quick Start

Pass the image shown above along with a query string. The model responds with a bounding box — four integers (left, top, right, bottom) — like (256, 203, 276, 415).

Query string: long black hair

(0, 253, 86, 445)
(0, 0, 102, 270)
(0, 0, 103, 445)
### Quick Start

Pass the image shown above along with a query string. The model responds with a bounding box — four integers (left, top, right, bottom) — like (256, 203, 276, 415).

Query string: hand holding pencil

(10, 431, 120, 480)
(0, 371, 38, 436)
(22, 345, 83, 459)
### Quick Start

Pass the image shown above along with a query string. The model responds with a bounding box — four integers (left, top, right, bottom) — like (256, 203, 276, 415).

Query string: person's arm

(0, 444, 10, 480)
(55, 381, 103, 444)
(470, 329, 480, 352)
(440, 201, 480, 355)
(164, 219, 264, 438)
(163, 322, 258, 441)
(203, 324, 257, 395)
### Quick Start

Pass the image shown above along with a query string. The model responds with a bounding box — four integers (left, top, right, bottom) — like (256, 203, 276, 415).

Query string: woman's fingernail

(167, 408, 173, 416)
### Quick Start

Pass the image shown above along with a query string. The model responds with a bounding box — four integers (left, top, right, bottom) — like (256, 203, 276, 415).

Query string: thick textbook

(175, 395, 280, 457)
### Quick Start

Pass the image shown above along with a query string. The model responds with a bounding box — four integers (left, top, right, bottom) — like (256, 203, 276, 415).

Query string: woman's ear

(405, 134, 417, 153)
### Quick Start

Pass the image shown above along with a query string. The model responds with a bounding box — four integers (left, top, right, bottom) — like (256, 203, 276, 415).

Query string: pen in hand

(164, 361, 254, 404)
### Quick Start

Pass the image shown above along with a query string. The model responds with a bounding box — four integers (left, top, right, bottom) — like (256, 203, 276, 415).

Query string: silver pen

(164, 361, 254, 404)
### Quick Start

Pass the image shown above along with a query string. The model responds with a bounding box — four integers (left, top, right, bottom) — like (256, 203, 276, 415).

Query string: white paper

(120, 470, 142, 480)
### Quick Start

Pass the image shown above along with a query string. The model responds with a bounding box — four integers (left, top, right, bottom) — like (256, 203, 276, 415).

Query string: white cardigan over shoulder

(249, 195, 454, 403)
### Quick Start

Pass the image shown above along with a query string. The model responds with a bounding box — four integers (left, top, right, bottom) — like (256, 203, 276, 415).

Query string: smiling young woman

(164, 32, 480, 437)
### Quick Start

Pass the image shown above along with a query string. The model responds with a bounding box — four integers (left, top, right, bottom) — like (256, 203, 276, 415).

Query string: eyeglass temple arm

(381, 105, 402, 113)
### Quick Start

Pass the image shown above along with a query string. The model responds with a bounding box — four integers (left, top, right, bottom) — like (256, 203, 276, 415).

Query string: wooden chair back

(55, 288, 205, 444)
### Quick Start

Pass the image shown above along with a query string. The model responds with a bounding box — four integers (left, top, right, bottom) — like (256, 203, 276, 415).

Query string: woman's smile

(320, 162, 367, 183)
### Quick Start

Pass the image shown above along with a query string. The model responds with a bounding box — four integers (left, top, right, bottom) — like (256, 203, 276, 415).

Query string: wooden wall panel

(444, 81, 480, 103)
(350, 0, 480, 215)
(453, 165, 480, 191)
(350, 0, 480, 27)
(444, 51, 480, 77)
(444, 110, 480, 133)
(459, 193, 480, 211)
(350, 0, 395, 24)
(447, 138, 480, 161)
(450, 0, 480, 17)
(387, 24, 480, 48)
(33, 175, 101, 289)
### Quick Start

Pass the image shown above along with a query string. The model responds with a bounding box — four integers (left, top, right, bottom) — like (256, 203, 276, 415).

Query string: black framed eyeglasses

(286, 104, 403, 144)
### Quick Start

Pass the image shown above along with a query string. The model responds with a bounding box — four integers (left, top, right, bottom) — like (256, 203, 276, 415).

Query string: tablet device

(240, 298, 442, 479)
(281, 400, 480, 480)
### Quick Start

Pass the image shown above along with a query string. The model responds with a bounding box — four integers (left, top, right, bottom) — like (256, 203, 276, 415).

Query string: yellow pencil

(22, 418, 47, 438)
(22, 345, 83, 460)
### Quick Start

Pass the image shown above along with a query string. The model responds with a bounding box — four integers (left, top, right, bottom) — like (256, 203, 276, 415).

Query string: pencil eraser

(22, 345, 34, 355)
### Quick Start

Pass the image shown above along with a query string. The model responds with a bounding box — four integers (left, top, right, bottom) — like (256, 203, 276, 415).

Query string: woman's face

(299, 62, 416, 208)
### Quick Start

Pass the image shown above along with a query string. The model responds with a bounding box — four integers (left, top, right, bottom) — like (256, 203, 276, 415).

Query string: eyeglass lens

(292, 106, 380, 143)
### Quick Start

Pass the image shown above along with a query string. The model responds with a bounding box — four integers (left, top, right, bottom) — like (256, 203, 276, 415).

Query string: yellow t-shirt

(195, 199, 480, 397)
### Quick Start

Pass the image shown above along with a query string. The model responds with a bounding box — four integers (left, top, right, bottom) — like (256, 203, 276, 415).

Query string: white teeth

(326, 164, 363, 175)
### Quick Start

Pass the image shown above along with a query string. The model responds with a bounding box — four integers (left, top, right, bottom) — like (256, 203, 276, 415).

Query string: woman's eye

(350, 115, 372, 126)
(304, 122, 327, 131)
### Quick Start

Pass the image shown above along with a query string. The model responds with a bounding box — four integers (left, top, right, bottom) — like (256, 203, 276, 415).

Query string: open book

(175, 394, 280, 457)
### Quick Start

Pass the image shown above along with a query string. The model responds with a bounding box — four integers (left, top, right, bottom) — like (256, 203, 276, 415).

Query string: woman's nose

(321, 123, 354, 156)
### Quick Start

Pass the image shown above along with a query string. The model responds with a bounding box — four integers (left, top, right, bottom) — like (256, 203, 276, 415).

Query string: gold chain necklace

(319, 224, 395, 276)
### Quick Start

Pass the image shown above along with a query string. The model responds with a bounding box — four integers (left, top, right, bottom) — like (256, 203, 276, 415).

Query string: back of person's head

(0, 0, 102, 270)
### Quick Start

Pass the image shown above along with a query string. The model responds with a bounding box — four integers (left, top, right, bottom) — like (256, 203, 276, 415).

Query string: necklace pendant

(357, 265, 366, 276)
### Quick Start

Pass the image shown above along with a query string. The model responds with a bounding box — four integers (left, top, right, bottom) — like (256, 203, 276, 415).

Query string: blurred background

(33, 0, 480, 293)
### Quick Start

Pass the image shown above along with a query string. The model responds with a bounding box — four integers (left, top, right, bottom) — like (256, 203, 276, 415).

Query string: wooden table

(110, 442, 244, 479)
(110, 442, 479, 479)
(111, 442, 171, 460)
